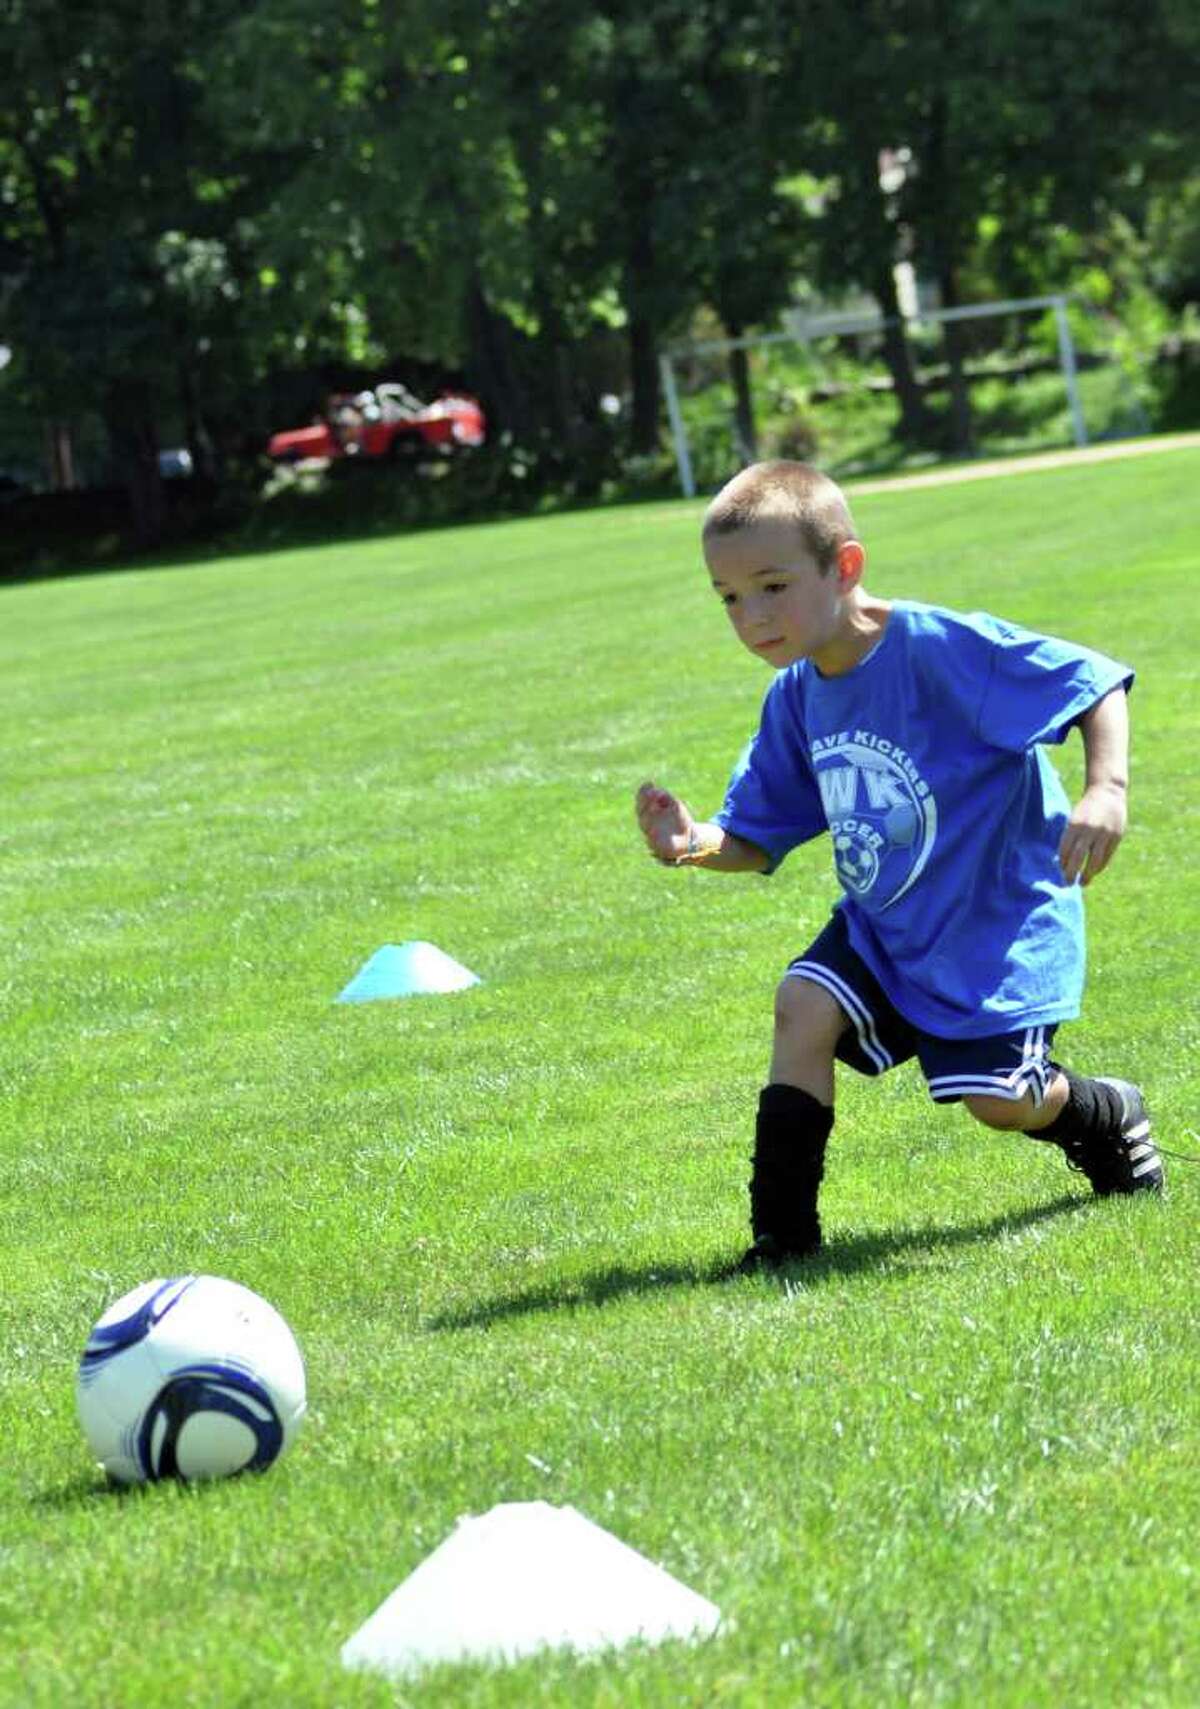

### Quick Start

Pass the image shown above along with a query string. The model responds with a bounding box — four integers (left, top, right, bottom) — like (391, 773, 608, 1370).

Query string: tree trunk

(179, 359, 215, 482)
(618, 108, 661, 456)
(532, 297, 575, 451)
(937, 270, 974, 456)
(868, 266, 931, 445)
(923, 73, 974, 455)
(510, 119, 578, 456)
(46, 421, 77, 490)
(626, 310, 660, 456)
(105, 393, 166, 547)
(464, 275, 534, 439)
(725, 320, 758, 464)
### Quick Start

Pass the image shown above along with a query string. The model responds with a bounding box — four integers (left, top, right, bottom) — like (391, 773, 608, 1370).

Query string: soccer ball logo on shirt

(831, 830, 879, 894)
(812, 731, 938, 909)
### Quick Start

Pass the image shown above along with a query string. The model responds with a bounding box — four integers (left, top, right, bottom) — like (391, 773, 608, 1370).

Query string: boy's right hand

(635, 781, 696, 865)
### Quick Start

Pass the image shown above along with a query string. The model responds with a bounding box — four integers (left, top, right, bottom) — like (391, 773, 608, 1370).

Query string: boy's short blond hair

(703, 461, 857, 574)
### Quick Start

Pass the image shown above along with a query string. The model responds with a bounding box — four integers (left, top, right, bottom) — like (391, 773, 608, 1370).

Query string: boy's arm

(635, 782, 770, 872)
(1059, 687, 1129, 887)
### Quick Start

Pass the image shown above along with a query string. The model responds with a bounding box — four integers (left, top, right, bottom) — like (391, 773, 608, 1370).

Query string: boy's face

(704, 517, 859, 669)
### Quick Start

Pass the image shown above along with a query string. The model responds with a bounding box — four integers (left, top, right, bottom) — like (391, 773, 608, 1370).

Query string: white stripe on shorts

(785, 959, 895, 1074)
(928, 1027, 1053, 1105)
(1022, 1027, 1052, 1105)
(928, 1075, 1035, 1103)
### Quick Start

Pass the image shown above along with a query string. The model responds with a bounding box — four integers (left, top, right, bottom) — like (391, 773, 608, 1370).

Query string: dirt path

(845, 430, 1200, 498)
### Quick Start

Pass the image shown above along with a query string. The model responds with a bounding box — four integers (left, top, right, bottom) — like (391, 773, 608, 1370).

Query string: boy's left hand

(1059, 782, 1127, 886)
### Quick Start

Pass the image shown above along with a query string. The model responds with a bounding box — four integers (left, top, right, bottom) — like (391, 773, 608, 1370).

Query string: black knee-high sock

(749, 1083, 834, 1252)
(1026, 1068, 1123, 1144)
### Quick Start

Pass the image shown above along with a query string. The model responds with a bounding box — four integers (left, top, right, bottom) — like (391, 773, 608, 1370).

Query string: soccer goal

(659, 294, 1149, 498)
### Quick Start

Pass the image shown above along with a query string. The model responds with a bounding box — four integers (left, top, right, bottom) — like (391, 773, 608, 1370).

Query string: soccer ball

(76, 1275, 307, 1484)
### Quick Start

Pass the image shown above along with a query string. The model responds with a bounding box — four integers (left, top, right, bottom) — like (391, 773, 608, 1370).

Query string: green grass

(2, 447, 1198, 1706)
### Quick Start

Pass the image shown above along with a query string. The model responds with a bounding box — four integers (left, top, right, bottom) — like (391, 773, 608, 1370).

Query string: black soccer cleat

(732, 1226, 821, 1274)
(1056, 1078, 1164, 1196)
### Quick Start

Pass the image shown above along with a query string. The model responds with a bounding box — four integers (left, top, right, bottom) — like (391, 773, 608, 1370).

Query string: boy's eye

(719, 592, 738, 607)
(763, 581, 788, 594)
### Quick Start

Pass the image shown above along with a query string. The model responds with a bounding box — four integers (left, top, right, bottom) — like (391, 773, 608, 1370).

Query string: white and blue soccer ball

(77, 1275, 307, 1484)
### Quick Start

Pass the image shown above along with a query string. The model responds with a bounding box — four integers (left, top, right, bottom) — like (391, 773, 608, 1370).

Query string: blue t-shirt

(713, 601, 1133, 1039)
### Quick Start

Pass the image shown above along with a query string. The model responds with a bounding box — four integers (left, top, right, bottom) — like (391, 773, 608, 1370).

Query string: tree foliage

(2, 0, 1197, 539)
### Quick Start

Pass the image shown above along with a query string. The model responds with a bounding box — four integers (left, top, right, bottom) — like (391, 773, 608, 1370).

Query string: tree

(584, 1, 813, 457)
(670, 6, 807, 463)
(1, 0, 268, 539)
(781, 0, 936, 445)
(5, 0, 1197, 546)
(203, 0, 617, 459)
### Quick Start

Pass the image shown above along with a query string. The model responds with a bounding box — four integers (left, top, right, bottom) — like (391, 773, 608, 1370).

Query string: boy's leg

(739, 981, 843, 1270)
(933, 1030, 1164, 1195)
(738, 915, 916, 1271)
(1022, 1069, 1163, 1194)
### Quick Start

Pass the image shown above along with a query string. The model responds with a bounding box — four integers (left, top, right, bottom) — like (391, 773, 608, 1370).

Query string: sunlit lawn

(1, 446, 1197, 1706)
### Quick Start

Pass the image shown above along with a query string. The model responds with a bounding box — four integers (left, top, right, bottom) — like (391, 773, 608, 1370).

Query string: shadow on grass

(32, 1471, 221, 1511)
(427, 1192, 1089, 1333)
(30, 1473, 151, 1511)
(0, 467, 685, 589)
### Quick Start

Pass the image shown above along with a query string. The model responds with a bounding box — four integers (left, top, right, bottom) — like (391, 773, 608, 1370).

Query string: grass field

(2, 448, 1198, 1707)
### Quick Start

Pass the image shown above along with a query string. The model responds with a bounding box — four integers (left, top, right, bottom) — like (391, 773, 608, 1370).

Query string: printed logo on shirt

(811, 730, 938, 909)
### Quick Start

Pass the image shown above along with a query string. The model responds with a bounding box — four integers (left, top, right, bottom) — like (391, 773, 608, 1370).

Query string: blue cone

(336, 942, 482, 1003)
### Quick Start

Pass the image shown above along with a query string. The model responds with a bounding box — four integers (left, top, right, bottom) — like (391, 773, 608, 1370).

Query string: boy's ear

(835, 539, 866, 588)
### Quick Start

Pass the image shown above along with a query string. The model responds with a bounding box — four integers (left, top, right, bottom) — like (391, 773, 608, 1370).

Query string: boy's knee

(773, 976, 846, 1050)
(962, 1091, 1037, 1131)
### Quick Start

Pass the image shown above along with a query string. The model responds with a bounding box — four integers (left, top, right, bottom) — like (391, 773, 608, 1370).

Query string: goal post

(660, 294, 1091, 499)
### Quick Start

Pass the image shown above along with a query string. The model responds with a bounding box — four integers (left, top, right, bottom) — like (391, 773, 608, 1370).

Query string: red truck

(267, 384, 486, 464)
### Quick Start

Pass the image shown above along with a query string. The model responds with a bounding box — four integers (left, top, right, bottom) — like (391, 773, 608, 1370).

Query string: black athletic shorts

(786, 910, 1059, 1107)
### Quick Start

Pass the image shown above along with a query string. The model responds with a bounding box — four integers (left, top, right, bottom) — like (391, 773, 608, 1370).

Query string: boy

(635, 461, 1163, 1270)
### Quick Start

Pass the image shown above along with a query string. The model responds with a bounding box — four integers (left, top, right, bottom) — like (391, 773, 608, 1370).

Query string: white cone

(340, 1501, 722, 1679)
